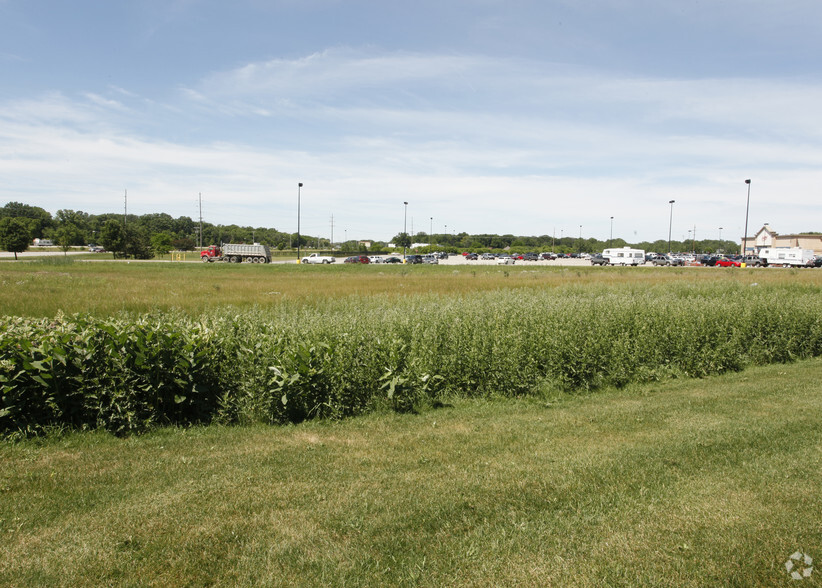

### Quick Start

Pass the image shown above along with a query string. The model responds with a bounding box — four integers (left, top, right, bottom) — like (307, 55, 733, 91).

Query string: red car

(343, 255, 370, 264)
(715, 257, 741, 267)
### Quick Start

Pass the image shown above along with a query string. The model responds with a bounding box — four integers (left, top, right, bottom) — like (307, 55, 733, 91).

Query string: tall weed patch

(3, 282, 822, 436)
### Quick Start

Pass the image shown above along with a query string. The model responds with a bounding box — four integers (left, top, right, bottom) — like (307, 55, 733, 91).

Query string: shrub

(3, 281, 822, 437)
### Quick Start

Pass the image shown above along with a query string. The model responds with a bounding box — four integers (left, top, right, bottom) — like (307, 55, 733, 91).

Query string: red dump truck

(201, 243, 271, 264)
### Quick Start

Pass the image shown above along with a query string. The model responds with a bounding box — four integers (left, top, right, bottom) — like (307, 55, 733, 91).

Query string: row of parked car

(601, 252, 822, 268)
(343, 254, 442, 264)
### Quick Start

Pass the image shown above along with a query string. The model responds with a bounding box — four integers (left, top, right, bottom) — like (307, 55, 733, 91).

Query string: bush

(3, 282, 822, 437)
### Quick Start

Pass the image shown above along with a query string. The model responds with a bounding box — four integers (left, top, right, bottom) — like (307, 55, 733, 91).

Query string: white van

(602, 247, 646, 266)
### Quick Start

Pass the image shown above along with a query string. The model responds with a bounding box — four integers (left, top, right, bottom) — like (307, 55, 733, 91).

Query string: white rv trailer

(758, 247, 814, 267)
(602, 247, 646, 266)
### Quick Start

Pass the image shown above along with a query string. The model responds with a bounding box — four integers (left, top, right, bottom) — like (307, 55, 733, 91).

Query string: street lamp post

(719, 227, 723, 253)
(579, 225, 582, 254)
(297, 182, 303, 262)
(610, 216, 614, 248)
(742, 179, 752, 256)
(430, 217, 433, 241)
(667, 200, 675, 254)
(403, 201, 408, 260)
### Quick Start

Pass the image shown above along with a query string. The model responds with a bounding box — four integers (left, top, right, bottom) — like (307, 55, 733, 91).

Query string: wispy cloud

(2, 47, 822, 240)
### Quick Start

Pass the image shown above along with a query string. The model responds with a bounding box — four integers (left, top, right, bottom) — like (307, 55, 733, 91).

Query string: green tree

(394, 232, 412, 249)
(0, 202, 53, 238)
(100, 220, 124, 257)
(55, 221, 84, 255)
(0, 217, 32, 260)
(151, 232, 175, 256)
(172, 237, 196, 251)
(54, 209, 90, 242)
(122, 224, 153, 259)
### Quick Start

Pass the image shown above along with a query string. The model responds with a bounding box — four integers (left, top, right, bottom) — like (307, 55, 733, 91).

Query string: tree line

(0, 202, 327, 259)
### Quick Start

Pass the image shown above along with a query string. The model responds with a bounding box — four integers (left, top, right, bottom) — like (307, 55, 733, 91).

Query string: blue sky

(2, 0, 821, 243)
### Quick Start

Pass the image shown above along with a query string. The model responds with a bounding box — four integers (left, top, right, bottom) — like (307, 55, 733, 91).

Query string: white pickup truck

(301, 253, 337, 264)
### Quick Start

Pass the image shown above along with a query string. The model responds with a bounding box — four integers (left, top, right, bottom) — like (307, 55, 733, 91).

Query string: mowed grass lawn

(2, 359, 821, 587)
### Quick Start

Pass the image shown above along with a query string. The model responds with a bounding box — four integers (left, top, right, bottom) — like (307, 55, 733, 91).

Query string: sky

(2, 0, 821, 244)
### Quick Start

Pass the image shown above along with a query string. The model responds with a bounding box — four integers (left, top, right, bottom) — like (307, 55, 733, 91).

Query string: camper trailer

(601, 247, 646, 266)
(758, 247, 815, 267)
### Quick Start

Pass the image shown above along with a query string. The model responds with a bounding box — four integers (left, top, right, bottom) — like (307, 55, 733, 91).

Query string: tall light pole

(667, 200, 675, 254)
(719, 227, 723, 253)
(609, 216, 614, 248)
(742, 179, 752, 256)
(198, 192, 203, 250)
(430, 217, 433, 241)
(403, 201, 408, 259)
(297, 182, 303, 262)
(579, 224, 582, 254)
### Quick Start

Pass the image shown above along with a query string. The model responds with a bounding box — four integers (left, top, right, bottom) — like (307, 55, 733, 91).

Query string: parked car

(742, 255, 764, 267)
(590, 254, 608, 266)
(651, 255, 683, 266)
(523, 252, 540, 261)
(541, 252, 557, 260)
(480, 253, 495, 260)
(806, 256, 822, 268)
(496, 255, 515, 265)
(368, 256, 384, 264)
(405, 254, 423, 264)
(715, 257, 741, 267)
(464, 253, 478, 260)
(344, 255, 370, 264)
(422, 255, 439, 264)
(383, 256, 403, 264)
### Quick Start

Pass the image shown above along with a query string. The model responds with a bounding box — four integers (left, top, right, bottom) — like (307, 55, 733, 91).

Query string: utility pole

(403, 202, 408, 259)
(297, 182, 303, 262)
(198, 192, 203, 250)
(610, 216, 614, 248)
(668, 200, 675, 254)
(330, 215, 335, 250)
(124, 189, 127, 226)
(742, 179, 752, 256)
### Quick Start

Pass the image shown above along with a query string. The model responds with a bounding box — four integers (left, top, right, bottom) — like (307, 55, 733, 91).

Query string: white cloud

(2, 48, 822, 241)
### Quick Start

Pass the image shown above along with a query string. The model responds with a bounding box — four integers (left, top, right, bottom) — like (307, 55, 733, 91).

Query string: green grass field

(2, 359, 820, 586)
(2, 261, 821, 585)
(1, 257, 819, 316)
